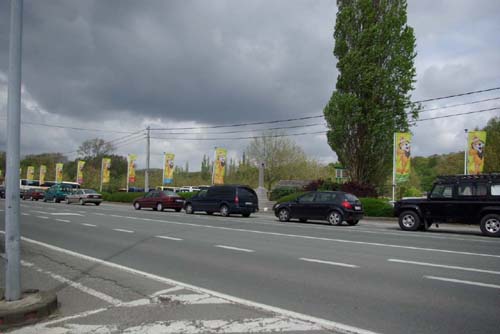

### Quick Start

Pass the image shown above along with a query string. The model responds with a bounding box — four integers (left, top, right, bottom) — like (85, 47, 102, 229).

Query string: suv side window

(491, 184, 500, 196)
(458, 183, 488, 197)
(430, 184, 454, 199)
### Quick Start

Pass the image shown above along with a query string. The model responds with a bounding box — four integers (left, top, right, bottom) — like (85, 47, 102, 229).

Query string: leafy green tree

(483, 116, 500, 172)
(77, 138, 115, 159)
(324, 0, 418, 186)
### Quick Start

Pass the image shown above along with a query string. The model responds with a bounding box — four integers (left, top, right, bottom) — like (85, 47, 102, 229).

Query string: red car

(22, 188, 45, 201)
(133, 190, 184, 212)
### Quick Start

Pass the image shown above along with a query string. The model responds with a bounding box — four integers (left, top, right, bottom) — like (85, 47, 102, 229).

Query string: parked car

(22, 188, 45, 201)
(184, 185, 259, 217)
(44, 182, 80, 203)
(133, 190, 184, 211)
(273, 191, 364, 225)
(394, 174, 500, 237)
(0, 186, 5, 199)
(65, 189, 102, 205)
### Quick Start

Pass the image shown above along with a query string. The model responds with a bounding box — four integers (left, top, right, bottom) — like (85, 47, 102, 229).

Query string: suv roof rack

(436, 173, 500, 182)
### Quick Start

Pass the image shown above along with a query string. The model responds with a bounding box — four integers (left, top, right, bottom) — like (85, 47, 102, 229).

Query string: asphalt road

(1, 200, 499, 334)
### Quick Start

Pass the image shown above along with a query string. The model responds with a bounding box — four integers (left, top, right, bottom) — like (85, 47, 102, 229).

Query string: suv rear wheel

(399, 211, 421, 231)
(480, 214, 500, 237)
(185, 203, 194, 214)
(220, 205, 229, 217)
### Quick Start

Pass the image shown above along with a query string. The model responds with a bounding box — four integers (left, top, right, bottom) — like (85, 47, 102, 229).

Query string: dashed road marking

(56, 219, 71, 223)
(425, 276, 500, 289)
(156, 235, 183, 241)
(82, 223, 97, 227)
(300, 257, 359, 268)
(37, 216, 49, 219)
(113, 228, 134, 233)
(389, 259, 500, 275)
(21, 213, 30, 216)
(215, 245, 254, 253)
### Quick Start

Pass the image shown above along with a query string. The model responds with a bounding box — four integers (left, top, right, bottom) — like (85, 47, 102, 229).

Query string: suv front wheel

(399, 211, 421, 231)
(480, 214, 500, 237)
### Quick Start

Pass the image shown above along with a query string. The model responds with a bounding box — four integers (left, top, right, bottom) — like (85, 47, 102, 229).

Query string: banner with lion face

(213, 148, 227, 185)
(395, 132, 412, 183)
(55, 163, 64, 183)
(76, 160, 85, 185)
(163, 153, 175, 185)
(467, 131, 486, 175)
(26, 166, 35, 181)
(102, 158, 111, 184)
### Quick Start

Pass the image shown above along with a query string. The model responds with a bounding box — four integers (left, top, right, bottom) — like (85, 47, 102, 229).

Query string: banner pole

(211, 147, 217, 185)
(126, 155, 130, 192)
(99, 159, 103, 192)
(392, 133, 396, 202)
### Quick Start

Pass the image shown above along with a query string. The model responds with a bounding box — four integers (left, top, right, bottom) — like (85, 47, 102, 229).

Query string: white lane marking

(107, 214, 500, 259)
(425, 276, 500, 289)
(150, 286, 185, 297)
(56, 219, 71, 223)
(155, 293, 231, 304)
(388, 259, 500, 275)
(123, 317, 323, 333)
(113, 228, 134, 233)
(300, 258, 359, 268)
(37, 216, 49, 219)
(21, 260, 123, 305)
(82, 223, 97, 227)
(51, 212, 83, 216)
(0, 209, 4, 212)
(21, 213, 30, 216)
(156, 235, 183, 241)
(31, 210, 50, 214)
(77, 211, 86, 213)
(94, 212, 106, 216)
(215, 245, 255, 253)
(7, 233, 379, 334)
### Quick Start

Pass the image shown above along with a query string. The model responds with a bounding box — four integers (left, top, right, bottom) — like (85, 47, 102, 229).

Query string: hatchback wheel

(185, 203, 193, 214)
(156, 202, 164, 211)
(278, 208, 290, 222)
(328, 211, 343, 226)
(220, 205, 229, 217)
(134, 202, 141, 210)
(480, 214, 500, 237)
(398, 211, 421, 231)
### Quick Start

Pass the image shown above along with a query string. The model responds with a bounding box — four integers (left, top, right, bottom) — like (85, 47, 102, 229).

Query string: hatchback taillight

(341, 200, 353, 210)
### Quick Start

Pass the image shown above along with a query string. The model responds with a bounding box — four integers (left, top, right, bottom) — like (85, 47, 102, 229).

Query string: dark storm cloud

(0, 0, 337, 124)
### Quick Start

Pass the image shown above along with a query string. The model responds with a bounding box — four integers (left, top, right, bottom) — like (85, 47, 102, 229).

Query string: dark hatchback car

(274, 191, 364, 225)
(184, 185, 259, 217)
(133, 190, 184, 212)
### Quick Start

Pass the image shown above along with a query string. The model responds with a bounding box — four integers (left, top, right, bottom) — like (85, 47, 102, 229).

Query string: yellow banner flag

(395, 133, 412, 184)
(39, 165, 47, 185)
(128, 154, 137, 184)
(26, 166, 35, 181)
(163, 153, 175, 184)
(468, 131, 487, 175)
(102, 158, 111, 184)
(55, 163, 64, 183)
(213, 148, 227, 185)
(76, 160, 86, 184)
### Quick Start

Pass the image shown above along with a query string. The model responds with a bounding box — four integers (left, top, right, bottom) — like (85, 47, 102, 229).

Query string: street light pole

(5, 0, 23, 301)
(145, 126, 150, 192)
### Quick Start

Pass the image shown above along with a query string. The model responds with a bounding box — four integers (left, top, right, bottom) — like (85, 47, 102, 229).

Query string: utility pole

(145, 126, 150, 192)
(5, 0, 23, 301)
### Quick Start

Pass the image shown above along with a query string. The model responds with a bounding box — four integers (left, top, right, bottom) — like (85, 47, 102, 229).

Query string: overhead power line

(151, 122, 326, 135)
(418, 96, 500, 113)
(151, 130, 328, 141)
(413, 86, 500, 104)
(415, 107, 500, 122)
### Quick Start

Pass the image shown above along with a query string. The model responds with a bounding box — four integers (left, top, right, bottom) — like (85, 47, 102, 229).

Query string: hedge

(177, 192, 199, 200)
(275, 192, 394, 217)
(101, 192, 145, 202)
(270, 186, 300, 201)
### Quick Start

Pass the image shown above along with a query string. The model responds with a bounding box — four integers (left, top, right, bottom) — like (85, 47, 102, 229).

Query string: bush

(360, 198, 393, 217)
(101, 192, 145, 203)
(340, 182, 378, 197)
(276, 192, 306, 203)
(270, 187, 299, 201)
(318, 179, 341, 191)
(177, 192, 199, 200)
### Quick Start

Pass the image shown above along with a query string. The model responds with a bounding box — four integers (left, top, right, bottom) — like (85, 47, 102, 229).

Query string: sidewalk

(0, 237, 337, 334)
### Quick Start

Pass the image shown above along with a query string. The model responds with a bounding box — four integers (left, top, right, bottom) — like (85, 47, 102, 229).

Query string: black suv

(273, 191, 364, 225)
(184, 185, 259, 217)
(394, 174, 500, 237)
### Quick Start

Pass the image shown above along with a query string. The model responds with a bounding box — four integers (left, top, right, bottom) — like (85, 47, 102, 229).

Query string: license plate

(176, 199, 184, 203)
(355, 206, 361, 210)
(245, 202, 253, 206)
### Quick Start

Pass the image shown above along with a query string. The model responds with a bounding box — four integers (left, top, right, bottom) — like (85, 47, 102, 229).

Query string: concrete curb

(0, 289, 58, 329)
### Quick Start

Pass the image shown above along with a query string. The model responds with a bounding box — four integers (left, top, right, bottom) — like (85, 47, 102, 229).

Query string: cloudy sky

(0, 0, 499, 171)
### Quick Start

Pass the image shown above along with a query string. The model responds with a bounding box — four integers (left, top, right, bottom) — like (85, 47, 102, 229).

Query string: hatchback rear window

(344, 194, 359, 202)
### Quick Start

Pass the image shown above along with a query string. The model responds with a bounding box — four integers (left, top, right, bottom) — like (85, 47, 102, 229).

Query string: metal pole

(5, 0, 23, 301)
(145, 126, 150, 192)
(464, 129, 468, 175)
(99, 159, 103, 192)
(392, 133, 396, 202)
(126, 154, 129, 192)
(211, 147, 217, 185)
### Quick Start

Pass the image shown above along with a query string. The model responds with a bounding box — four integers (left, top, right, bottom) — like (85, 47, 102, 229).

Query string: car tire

(242, 213, 251, 218)
(65, 198, 70, 204)
(480, 214, 500, 237)
(79, 198, 85, 206)
(95, 202, 100, 206)
(347, 220, 359, 226)
(133, 202, 141, 210)
(185, 203, 194, 214)
(53, 197, 58, 203)
(327, 211, 343, 226)
(220, 205, 229, 217)
(156, 203, 164, 211)
(398, 210, 421, 231)
(43, 197, 47, 202)
(206, 211, 213, 215)
(299, 218, 308, 223)
(278, 208, 290, 222)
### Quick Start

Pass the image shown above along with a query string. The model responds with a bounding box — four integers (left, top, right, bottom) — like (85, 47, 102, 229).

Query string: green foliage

(359, 198, 394, 217)
(101, 192, 145, 202)
(483, 116, 500, 172)
(177, 192, 199, 200)
(270, 187, 300, 201)
(276, 192, 306, 203)
(324, 0, 418, 186)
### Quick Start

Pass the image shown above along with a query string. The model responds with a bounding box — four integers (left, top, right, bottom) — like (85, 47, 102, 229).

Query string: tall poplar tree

(324, 0, 419, 186)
